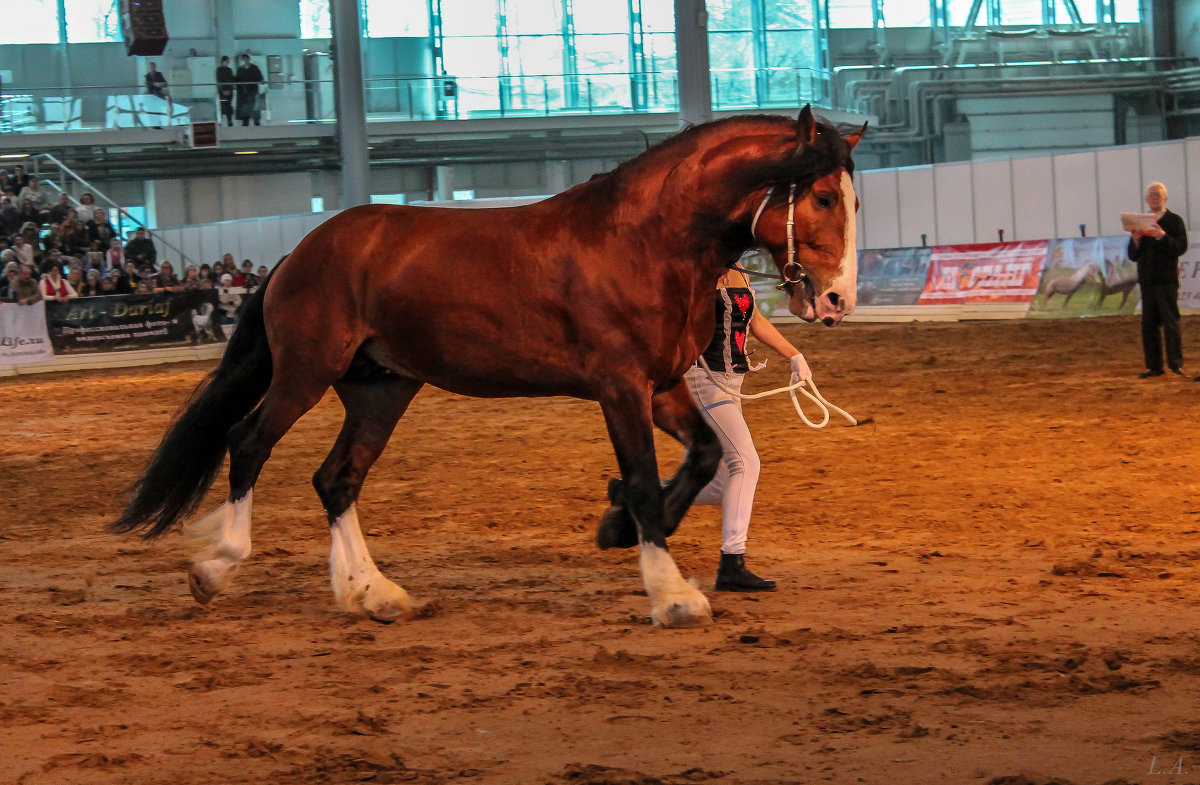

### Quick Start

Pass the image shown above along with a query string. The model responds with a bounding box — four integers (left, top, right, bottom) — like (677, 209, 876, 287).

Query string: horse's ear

(797, 105, 818, 145)
(844, 121, 868, 151)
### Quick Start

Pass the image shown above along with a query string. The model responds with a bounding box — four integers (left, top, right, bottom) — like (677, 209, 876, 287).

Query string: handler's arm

(748, 311, 801, 359)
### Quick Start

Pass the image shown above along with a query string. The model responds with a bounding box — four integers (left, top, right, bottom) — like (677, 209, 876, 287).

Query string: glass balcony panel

(575, 33, 631, 73)
(509, 35, 567, 77)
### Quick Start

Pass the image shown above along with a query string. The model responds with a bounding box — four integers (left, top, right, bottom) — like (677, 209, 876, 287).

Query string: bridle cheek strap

(748, 184, 807, 291)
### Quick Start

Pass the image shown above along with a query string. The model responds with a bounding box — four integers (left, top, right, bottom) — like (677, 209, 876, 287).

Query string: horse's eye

(815, 194, 835, 209)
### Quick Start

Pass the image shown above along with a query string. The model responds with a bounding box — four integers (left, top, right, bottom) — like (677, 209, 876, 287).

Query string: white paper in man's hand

(1121, 212, 1160, 232)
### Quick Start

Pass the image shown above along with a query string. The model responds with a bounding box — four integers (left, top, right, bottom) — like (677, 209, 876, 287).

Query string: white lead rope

(696, 356, 860, 429)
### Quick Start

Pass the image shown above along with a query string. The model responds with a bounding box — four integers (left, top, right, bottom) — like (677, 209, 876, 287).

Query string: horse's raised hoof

(187, 559, 240, 605)
(596, 505, 639, 550)
(338, 579, 414, 624)
(651, 589, 713, 629)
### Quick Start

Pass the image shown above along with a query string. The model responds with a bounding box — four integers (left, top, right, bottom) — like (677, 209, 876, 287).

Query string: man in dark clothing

(145, 62, 169, 99)
(124, 228, 157, 269)
(216, 56, 236, 127)
(1127, 181, 1189, 379)
(235, 54, 265, 126)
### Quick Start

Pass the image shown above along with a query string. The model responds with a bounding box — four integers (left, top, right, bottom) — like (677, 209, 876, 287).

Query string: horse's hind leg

(186, 368, 335, 605)
(315, 368, 423, 623)
(598, 379, 720, 549)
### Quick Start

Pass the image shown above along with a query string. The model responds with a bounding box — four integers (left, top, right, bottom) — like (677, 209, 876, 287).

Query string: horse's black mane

(573, 113, 855, 205)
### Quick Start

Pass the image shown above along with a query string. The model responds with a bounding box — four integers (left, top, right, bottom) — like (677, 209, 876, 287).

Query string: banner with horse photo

(1027, 236, 1138, 318)
(43, 290, 226, 353)
(917, 240, 1048, 305)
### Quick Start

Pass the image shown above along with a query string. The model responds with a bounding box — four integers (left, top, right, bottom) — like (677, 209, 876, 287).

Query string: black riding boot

(715, 553, 776, 592)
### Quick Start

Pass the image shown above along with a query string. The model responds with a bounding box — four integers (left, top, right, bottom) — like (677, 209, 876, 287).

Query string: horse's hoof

(188, 560, 237, 605)
(596, 505, 639, 550)
(650, 590, 712, 629)
(343, 581, 414, 624)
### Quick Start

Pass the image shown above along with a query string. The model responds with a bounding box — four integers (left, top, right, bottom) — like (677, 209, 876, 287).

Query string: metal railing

(0, 67, 834, 134)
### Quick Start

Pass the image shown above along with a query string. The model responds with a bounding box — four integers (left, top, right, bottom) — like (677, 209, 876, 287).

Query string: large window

(64, 0, 121, 43)
(1, 0, 59, 45)
(831, 0, 1142, 28)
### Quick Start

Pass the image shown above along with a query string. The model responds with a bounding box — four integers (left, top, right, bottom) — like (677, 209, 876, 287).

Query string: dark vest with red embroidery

(700, 286, 754, 373)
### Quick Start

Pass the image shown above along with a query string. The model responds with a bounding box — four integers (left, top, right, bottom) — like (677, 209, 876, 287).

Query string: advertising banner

(1178, 241, 1200, 314)
(0, 303, 55, 364)
(918, 240, 1048, 305)
(43, 290, 226, 353)
(857, 246, 931, 306)
(1028, 236, 1138, 318)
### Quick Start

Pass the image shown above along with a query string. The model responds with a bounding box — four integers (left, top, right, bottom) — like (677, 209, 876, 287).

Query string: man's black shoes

(1139, 370, 1164, 378)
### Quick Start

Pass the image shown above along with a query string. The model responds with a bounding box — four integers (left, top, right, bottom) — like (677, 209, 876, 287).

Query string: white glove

(789, 353, 810, 387)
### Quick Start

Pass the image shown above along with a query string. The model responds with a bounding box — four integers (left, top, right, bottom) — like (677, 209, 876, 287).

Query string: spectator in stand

(12, 234, 34, 268)
(150, 260, 181, 292)
(41, 222, 64, 255)
(120, 260, 141, 291)
(18, 176, 49, 216)
(62, 212, 89, 256)
(105, 236, 124, 270)
(135, 280, 151, 294)
(181, 264, 206, 290)
(67, 267, 85, 295)
(80, 268, 102, 297)
(39, 248, 65, 276)
(0, 197, 19, 237)
(88, 207, 118, 248)
(9, 165, 30, 192)
(47, 192, 72, 224)
(124, 227, 157, 269)
(17, 198, 42, 228)
(235, 54, 266, 126)
(256, 264, 269, 279)
(98, 272, 118, 295)
(233, 259, 257, 287)
(212, 260, 226, 281)
(1, 259, 17, 300)
(85, 250, 108, 278)
(12, 263, 40, 305)
(198, 263, 213, 285)
(216, 56, 236, 127)
(40, 265, 76, 302)
(145, 62, 169, 99)
(75, 191, 98, 223)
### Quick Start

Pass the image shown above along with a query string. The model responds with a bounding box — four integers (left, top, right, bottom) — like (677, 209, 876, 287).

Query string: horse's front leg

(599, 384, 712, 628)
(598, 378, 720, 549)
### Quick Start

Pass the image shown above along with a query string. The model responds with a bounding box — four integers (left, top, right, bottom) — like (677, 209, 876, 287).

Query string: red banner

(918, 240, 1049, 305)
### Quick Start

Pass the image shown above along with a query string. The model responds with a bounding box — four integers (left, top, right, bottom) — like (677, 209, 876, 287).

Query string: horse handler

(686, 257, 811, 592)
(1127, 181, 1189, 379)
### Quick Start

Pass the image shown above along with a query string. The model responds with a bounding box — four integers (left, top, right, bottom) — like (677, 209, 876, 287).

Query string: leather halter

(746, 184, 808, 291)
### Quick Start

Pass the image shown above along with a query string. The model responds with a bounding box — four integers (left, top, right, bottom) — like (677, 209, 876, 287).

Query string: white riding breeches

(685, 365, 761, 555)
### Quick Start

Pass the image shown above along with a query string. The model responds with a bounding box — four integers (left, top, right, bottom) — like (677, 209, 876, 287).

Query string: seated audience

(88, 207, 118, 248)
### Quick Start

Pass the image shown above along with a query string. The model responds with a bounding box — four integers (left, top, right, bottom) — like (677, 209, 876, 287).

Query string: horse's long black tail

(111, 271, 277, 539)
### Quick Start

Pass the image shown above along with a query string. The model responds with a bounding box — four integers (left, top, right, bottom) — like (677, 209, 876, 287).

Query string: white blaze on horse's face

(812, 171, 858, 326)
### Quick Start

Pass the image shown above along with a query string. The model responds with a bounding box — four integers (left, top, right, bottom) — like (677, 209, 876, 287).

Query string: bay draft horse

(113, 107, 863, 628)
